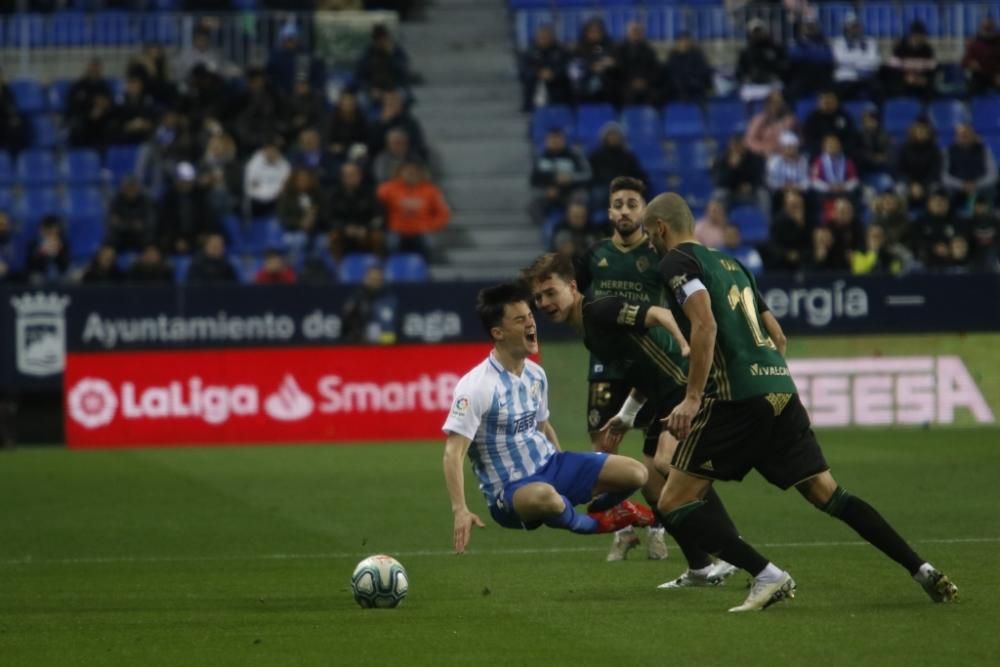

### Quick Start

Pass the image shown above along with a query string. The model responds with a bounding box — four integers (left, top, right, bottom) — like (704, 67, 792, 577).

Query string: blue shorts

(488, 451, 608, 530)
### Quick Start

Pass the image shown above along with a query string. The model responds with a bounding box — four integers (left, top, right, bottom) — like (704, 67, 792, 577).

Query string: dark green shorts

(671, 393, 828, 490)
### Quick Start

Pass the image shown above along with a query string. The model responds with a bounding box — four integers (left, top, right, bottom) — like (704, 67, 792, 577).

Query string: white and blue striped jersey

(442, 353, 557, 502)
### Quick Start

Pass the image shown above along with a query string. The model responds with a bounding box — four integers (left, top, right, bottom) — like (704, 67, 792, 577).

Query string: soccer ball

(351, 554, 408, 608)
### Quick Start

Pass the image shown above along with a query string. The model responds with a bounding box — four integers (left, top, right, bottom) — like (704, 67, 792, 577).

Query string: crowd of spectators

(524, 10, 1000, 275)
(0, 18, 450, 287)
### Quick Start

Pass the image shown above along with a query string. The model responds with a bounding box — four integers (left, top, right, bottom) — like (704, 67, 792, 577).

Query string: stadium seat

(30, 115, 60, 149)
(173, 255, 191, 284)
(4, 14, 46, 48)
(62, 150, 102, 186)
(794, 96, 818, 124)
(621, 106, 662, 145)
(707, 100, 746, 138)
(729, 204, 769, 244)
(10, 80, 45, 114)
(219, 214, 245, 255)
(67, 212, 104, 262)
(971, 97, 1000, 136)
(902, 4, 942, 37)
(663, 103, 707, 139)
(16, 150, 58, 186)
(243, 217, 284, 255)
(140, 14, 180, 45)
(633, 142, 669, 173)
(670, 138, 717, 172)
(0, 152, 12, 187)
(48, 10, 88, 47)
(18, 187, 62, 223)
(47, 79, 72, 113)
(105, 145, 140, 185)
(93, 11, 139, 46)
(67, 187, 105, 219)
(883, 98, 924, 135)
(843, 100, 873, 126)
(576, 104, 617, 150)
(339, 253, 380, 284)
(929, 99, 969, 133)
(385, 253, 429, 283)
(531, 105, 575, 149)
(0, 187, 12, 211)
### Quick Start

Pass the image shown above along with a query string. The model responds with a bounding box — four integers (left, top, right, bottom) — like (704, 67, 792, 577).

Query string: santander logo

(264, 375, 315, 421)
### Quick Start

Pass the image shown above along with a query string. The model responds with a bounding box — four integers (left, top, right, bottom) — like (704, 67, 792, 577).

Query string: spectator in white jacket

(244, 136, 291, 218)
(832, 12, 882, 101)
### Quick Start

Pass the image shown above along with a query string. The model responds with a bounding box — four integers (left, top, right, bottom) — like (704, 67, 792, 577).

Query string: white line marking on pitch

(0, 536, 995, 567)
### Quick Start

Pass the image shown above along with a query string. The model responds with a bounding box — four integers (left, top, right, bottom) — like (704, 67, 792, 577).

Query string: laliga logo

(66, 375, 315, 428)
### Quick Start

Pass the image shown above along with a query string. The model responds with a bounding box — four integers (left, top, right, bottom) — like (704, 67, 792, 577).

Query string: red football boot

(588, 500, 655, 533)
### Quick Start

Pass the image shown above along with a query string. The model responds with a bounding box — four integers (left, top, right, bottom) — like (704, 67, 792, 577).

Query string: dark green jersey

(660, 242, 795, 400)
(581, 294, 715, 411)
(575, 238, 664, 382)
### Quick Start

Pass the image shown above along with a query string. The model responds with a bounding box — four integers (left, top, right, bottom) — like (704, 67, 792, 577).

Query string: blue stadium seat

(105, 145, 140, 185)
(633, 142, 669, 173)
(62, 150, 102, 186)
(141, 14, 180, 45)
(18, 188, 62, 223)
(843, 100, 874, 126)
(220, 214, 245, 255)
(576, 104, 617, 150)
(67, 212, 104, 262)
(531, 105, 575, 149)
(860, 4, 900, 38)
(148, 0, 181, 10)
(339, 253, 380, 284)
(47, 79, 72, 113)
(0, 187, 12, 211)
(30, 115, 59, 149)
(971, 97, 1000, 136)
(795, 96, 818, 124)
(16, 150, 58, 186)
(0, 152, 12, 187)
(621, 106, 662, 144)
(385, 253, 429, 283)
(244, 217, 284, 255)
(883, 98, 924, 135)
(173, 255, 191, 284)
(672, 171, 714, 208)
(929, 99, 969, 133)
(67, 187, 105, 219)
(669, 138, 717, 173)
(4, 14, 46, 48)
(663, 103, 706, 139)
(93, 11, 140, 46)
(901, 4, 942, 37)
(10, 80, 45, 114)
(707, 100, 746, 137)
(729, 205, 768, 244)
(48, 11, 88, 47)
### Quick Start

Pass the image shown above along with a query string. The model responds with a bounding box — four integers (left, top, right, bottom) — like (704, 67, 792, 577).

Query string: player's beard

(614, 218, 641, 240)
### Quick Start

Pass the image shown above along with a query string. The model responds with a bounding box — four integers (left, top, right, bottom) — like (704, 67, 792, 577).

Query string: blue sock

(587, 489, 634, 513)
(543, 495, 598, 534)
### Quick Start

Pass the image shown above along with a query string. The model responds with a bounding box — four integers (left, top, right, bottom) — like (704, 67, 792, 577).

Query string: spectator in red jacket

(377, 161, 450, 259)
(254, 248, 297, 284)
(963, 16, 1000, 96)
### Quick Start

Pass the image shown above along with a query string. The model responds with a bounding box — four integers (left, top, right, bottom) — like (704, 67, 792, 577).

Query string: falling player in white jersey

(443, 283, 653, 553)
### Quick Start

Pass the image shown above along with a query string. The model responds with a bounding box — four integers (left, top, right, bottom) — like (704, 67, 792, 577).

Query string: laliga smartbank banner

(789, 356, 995, 427)
(63, 344, 491, 448)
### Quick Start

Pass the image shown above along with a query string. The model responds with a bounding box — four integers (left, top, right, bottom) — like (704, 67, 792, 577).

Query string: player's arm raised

(644, 305, 690, 356)
(443, 432, 485, 554)
(666, 290, 716, 440)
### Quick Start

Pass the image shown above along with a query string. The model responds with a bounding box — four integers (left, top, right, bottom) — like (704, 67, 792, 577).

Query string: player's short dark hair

(522, 252, 576, 287)
(609, 176, 645, 197)
(477, 283, 532, 337)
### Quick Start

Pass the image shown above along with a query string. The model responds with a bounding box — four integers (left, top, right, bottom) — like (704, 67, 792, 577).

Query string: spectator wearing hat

(942, 123, 998, 214)
(267, 23, 326, 96)
(766, 131, 810, 211)
(377, 161, 450, 259)
(888, 21, 938, 99)
(159, 161, 218, 255)
(787, 13, 834, 101)
(663, 31, 713, 104)
(736, 18, 788, 103)
(186, 233, 239, 285)
(254, 248, 297, 285)
(520, 24, 572, 111)
(963, 17, 1000, 97)
(244, 137, 292, 218)
(831, 12, 882, 101)
(745, 90, 796, 158)
(895, 117, 942, 211)
(614, 21, 661, 106)
(530, 127, 591, 225)
(587, 122, 645, 196)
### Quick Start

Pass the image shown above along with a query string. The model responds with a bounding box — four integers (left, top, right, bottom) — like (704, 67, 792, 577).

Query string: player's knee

(535, 487, 567, 516)
(627, 458, 649, 488)
(797, 471, 839, 509)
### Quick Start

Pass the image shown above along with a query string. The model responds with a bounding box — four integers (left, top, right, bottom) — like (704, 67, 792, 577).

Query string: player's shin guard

(820, 487, 924, 575)
(658, 488, 739, 570)
(662, 500, 769, 576)
(545, 495, 599, 534)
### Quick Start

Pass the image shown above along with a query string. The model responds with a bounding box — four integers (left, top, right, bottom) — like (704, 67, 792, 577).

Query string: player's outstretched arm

(443, 432, 485, 554)
(644, 305, 691, 357)
(666, 291, 716, 440)
(598, 389, 647, 453)
(761, 310, 787, 356)
(538, 420, 562, 452)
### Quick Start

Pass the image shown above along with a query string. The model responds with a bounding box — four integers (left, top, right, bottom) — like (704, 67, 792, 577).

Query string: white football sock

(755, 562, 785, 583)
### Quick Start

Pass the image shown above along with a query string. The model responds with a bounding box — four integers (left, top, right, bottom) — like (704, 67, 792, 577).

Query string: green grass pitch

(2, 339, 999, 665)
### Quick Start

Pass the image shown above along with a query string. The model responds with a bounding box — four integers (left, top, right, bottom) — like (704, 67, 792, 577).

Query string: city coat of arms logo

(10, 292, 71, 377)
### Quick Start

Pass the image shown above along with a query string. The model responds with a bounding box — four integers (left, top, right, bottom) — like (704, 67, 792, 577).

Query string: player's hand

(452, 509, 485, 554)
(663, 395, 702, 441)
(597, 416, 630, 453)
